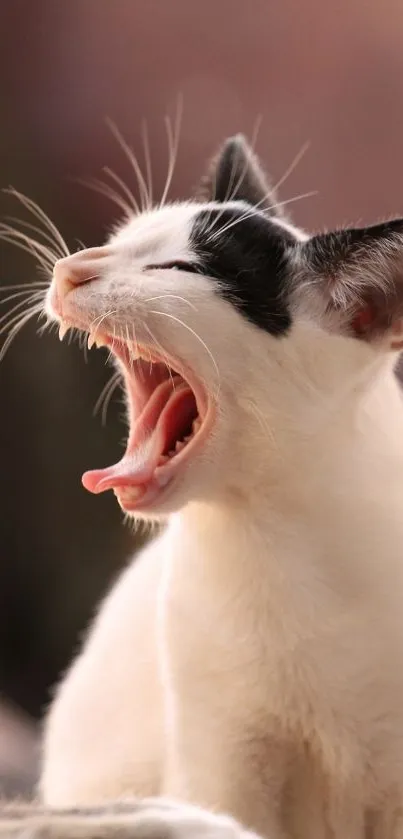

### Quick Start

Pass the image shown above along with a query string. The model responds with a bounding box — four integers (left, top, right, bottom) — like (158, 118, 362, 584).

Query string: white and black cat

(3, 135, 403, 838)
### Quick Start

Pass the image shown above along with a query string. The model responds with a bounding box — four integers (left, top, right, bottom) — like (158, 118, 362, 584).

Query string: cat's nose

(53, 246, 112, 304)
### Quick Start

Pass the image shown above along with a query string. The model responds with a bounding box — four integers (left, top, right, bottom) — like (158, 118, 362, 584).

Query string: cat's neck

(168, 367, 403, 622)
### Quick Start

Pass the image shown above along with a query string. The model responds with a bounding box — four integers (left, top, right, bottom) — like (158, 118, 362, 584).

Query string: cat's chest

(157, 523, 290, 712)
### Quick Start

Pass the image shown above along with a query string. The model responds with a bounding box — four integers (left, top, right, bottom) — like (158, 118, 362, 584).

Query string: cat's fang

(87, 331, 108, 350)
(58, 321, 69, 342)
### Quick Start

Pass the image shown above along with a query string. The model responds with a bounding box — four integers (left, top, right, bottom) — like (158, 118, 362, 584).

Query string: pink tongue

(82, 380, 196, 497)
(82, 455, 156, 495)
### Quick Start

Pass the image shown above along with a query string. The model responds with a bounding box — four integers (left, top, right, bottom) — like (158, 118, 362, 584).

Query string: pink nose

(53, 246, 112, 303)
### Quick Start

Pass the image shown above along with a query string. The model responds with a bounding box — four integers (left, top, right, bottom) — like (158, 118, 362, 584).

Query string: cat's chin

(57, 318, 215, 515)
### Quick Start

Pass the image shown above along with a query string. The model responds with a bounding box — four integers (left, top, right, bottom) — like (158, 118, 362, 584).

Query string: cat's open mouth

(59, 321, 212, 512)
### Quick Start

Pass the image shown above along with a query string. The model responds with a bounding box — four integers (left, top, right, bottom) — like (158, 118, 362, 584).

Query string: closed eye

(145, 261, 201, 274)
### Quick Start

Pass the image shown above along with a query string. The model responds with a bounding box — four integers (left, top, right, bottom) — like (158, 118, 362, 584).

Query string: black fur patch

(190, 205, 294, 336)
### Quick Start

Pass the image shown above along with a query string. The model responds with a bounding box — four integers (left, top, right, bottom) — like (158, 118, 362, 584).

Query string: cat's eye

(145, 261, 201, 274)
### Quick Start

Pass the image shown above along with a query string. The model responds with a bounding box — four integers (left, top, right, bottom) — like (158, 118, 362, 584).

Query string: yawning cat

(3, 135, 403, 838)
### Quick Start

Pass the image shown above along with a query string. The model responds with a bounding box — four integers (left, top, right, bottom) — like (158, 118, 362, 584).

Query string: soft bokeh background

(2, 0, 403, 795)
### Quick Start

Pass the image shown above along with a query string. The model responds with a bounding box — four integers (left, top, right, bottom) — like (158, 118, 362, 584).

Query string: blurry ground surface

(0, 700, 38, 798)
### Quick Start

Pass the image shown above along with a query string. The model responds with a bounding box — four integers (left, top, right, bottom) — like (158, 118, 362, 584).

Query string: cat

(3, 134, 403, 838)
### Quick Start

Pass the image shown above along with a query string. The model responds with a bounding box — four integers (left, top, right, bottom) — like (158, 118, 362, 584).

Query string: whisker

(4, 187, 69, 258)
(226, 116, 263, 206)
(272, 140, 310, 194)
(144, 294, 197, 311)
(159, 96, 183, 208)
(0, 304, 44, 360)
(89, 309, 119, 334)
(0, 282, 48, 292)
(207, 190, 317, 244)
(75, 176, 133, 216)
(204, 116, 263, 239)
(242, 397, 281, 455)
(94, 370, 122, 425)
(4, 216, 66, 259)
(0, 290, 45, 328)
(0, 286, 48, 303)
(0, 301, 45, 336)
(0, 225, 58, 273)
(102, 166, 139, 214)
(106, 118, 151, 211)
(142, 321, 176, 394)
(149, 308, 220, 388)
(141, 120, 153, 208)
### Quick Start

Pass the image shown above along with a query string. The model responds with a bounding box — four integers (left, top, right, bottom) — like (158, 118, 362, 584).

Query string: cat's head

(47, 135, 403, 518)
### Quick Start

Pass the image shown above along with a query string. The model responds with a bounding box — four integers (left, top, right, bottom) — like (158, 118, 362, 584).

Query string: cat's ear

(197, 135, 282, 217)
(297, 220, 403, 352)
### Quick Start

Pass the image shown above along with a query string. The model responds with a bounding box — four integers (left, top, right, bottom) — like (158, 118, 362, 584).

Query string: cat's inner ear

(197, 134, 282, 217)
(298, 220, 403, 352)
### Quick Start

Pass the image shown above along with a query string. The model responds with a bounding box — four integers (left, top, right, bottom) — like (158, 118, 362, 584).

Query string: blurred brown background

(1, 0, 403, 796)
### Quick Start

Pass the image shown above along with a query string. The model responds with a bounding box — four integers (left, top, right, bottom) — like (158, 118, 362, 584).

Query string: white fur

(34, 200, 403, 839)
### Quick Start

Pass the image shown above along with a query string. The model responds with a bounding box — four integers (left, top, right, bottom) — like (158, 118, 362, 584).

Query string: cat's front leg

(0, 799, 259, 839)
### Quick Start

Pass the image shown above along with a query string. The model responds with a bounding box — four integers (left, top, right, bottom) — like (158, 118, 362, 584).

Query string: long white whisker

(106, 119, 150, 211)
(207, 190, 317, 244)
(226, 116, 263, 206)
(142, 321, 176, 394)
(0, 225, 58, 272)
(159, 97, 183, 208)
(0, 301, 45, 336)
(0, 287, 48, 304)
(4, 188, 70, 258)
(75, 176, 133, 216)
(149, 309, 220, 387)
(0, 291, 45, 328)
(272, 141, 311, 193)
(4, 216, 66, 259)
(102, 167, 139, 214)
(0, 304, 44, 360)
(204, 117, 263, 240)
(141, 120, 153, 208)
(144, 294, 197, 311)
(89, 309, 119, 333)
(94, 371, 122, 425)
(0, 237, 51, 279)
(0, 282, 49, 292)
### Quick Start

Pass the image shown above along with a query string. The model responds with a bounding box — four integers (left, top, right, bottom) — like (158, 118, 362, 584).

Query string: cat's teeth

(58, 321, 69, 342)
(95, 336, 107, 349)
(114, 485, 144, 500)
(175, 440, 185, 452)
(158, 455, 169, 464)
(87, 331, 107, 350)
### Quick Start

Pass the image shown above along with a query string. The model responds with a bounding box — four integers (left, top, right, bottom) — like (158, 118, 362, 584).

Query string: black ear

(197, 135, 282, 217)
(298, 220, 403, 351)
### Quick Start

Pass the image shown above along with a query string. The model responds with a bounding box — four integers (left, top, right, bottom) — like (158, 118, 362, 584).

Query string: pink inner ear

(351, 305, 375, 337)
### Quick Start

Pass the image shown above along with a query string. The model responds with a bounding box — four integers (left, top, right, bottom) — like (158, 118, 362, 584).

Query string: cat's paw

(0, 799, 257, 839)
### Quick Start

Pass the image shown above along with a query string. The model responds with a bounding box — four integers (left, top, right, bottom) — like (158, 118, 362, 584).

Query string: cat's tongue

(82, 378, 197, 500)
